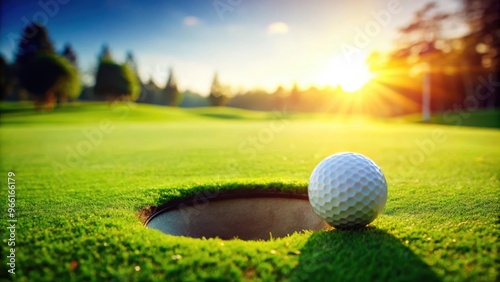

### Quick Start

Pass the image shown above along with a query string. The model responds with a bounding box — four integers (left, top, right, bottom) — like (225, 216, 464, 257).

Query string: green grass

(0, 102, 499, 281)
(431, 109, 500, 128)
(392, 109, 500, 128)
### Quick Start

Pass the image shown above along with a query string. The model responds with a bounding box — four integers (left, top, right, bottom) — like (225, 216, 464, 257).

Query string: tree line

(0, 22, 230, 110)
(0, 0, 498, 115)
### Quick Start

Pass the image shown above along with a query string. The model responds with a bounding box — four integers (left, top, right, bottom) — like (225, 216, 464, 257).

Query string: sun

(319, 56, 374, 92)
(337, 65, 373, 92)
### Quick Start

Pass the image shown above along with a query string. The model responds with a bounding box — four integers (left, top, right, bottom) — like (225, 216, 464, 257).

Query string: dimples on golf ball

(308, 152, 387, 229)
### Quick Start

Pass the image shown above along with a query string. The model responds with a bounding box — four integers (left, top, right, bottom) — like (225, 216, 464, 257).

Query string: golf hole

(143, 191, 330, 240)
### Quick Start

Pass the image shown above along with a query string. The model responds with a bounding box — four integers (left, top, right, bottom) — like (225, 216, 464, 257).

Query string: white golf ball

(308, 152, 387, 229)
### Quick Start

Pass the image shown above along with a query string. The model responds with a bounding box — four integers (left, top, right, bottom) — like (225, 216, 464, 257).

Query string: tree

(288, 82, 301, 109)
(273, 85, 286, 110)
(94, 59, 140, 101)
(179, 90, 210, 107)
(125, 51, 137, 73)
(0, 54, 6, 99)
(227, 89, 274, 111)
(15, 22, 56, 99)
(208, 73, 228, 106)
(14, 23, 79, 109)
(15, 23, 55, 67)
(19, 53, 80, 110)
(124, 51, 146, 102)
(98, 44, 113, 62)
(462, 0, 500, 107)
(138, 78, 161, 104)
(398, 2, 450, 48)
(396, 3, 454, 118)
(162, 68, 182, 106)
(61, 43, 77, 67)
(463, 0, 500, 59)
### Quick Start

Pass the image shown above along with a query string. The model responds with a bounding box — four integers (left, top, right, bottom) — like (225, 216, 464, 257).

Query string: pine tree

(98, 44, 113, 62)
(208, 73, 228, 106)
(162, 68, 182, 106)
(289, 82, 301, 109)
(138, 77, 160, 104)
(273, 85, 286, 110)
(0, 54, 6, 99)
(125, 51, 137, 73)
(21, 53, 80, 110)
(61, 43, 77, 67)
(15, 22, 55, 67)
(124, 51, 145, 102)
(94, 60, 140, 101)
(14, 23, 79, 109)
(462, 0, 500, 107)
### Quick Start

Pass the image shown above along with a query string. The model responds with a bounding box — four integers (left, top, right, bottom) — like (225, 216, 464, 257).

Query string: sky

(0, 0, 465, 94)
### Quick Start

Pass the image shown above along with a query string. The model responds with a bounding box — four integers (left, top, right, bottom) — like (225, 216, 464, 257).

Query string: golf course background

(0, 102, 498, 281)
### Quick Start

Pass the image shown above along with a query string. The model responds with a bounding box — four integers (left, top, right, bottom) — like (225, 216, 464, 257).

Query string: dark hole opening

(144, 192, 329, 240)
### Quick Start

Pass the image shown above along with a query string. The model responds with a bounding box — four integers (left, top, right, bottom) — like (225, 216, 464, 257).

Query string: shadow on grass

(197, 112, 246, 120)
(291, 227, 441, 282)
(0, 103, 90, 116)
(425, 110, 500, 129)
(0, 107, 37, 115)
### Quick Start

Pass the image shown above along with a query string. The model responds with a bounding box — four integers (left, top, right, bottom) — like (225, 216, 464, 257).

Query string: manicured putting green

(0, 102, 498, 281)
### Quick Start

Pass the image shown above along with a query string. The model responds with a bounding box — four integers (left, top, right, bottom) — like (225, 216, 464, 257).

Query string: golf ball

(308, 152, 387, 229)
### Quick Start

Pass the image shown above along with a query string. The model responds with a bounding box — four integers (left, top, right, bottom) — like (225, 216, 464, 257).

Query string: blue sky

(0, 0, 465, 94)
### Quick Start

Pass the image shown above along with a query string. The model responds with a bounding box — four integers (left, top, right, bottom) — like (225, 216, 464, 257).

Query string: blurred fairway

(0, 102, 499, 281)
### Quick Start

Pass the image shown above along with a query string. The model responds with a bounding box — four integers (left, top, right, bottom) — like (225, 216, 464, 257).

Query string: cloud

(267, 22, 289, 34)
(183, 16, 200, 26)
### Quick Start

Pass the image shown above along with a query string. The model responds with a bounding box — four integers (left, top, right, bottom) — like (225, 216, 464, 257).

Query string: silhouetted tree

(15, 22, 56, 101)
(78, 85, 96, 101)
(98, 44, 113, 62)
(94, 59, 140, 101)
(398, 2, 450, 49)
(396, 3, 458, 114)
(162, 68, 182, 106)
(124, 51, 147, 103)
(288, 82, 301, 109)
(273, 85, 286, 110)
(61, 43, 77, 67)
(179, 90, 210, 107)
(20, 53, 80, 110)
(15, 23, 55, 67)
(125, 51, 138, 73)
(462, 0, 500, 107)
(227, 88, 277, 111)
(463, 0, 500, 63)
(208, 73, 228, 106)
(0, 55, 6, 99)
(14, 23, 79, 109)
(138, 78, 161, 104)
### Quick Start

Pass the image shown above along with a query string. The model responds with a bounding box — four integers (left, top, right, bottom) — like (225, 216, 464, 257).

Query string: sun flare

(319, 56, 374, 92)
